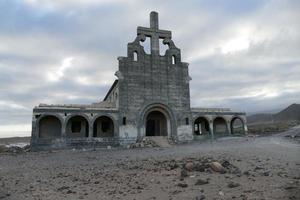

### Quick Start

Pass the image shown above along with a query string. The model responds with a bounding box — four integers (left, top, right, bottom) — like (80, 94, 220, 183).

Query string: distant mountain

(247, 103, 300, 124)
(247, 113, 274, 124)
(274, 103, 300, 121)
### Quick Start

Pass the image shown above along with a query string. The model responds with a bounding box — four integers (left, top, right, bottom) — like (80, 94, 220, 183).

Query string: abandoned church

(31, 12, 247, 150)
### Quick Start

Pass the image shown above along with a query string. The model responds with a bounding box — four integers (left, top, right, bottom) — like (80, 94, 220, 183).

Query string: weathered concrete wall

(117, 11, 192, 140)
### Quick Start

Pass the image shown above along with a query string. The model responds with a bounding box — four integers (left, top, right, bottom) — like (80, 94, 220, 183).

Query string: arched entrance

(93, 116, 114, 137)
(146, 111, 167, 136)
(194, 117, 210, 135)
(39, 115, 61, 138)
(213, 117, 228, 135)
(230, 117, 245, 134)
(66, 116, 89, 138)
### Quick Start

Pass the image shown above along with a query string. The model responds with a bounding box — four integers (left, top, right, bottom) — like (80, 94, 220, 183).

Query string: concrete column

(244, 124, 248, 134)
(226, 121, 232, 135)
(61, 121, 66, 139)
(209, 122, 214, 140)
(89, 123, 93, 138)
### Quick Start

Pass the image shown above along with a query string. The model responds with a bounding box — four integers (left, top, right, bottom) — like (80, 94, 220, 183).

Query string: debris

(177, 182, 188, 188)
(195, 179, 209, 185)
(227, 181, 240, 188)
(210, 162, 225, 173)
(185, 161, 194, 171)
(195, 194, 206, 200)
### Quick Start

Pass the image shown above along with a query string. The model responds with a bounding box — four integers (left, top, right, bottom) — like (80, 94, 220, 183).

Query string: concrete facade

(31, 11, 247, 150)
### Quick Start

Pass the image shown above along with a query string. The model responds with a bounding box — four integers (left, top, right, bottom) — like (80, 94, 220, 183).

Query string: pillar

(209, 121, 214, 140)
(226, 121, 232, 135)
(89, 123, 93, 138)
(61, 120, 66, 139)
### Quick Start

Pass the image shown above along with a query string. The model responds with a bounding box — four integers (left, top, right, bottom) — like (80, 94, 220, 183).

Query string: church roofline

(103, 79, 119, 101)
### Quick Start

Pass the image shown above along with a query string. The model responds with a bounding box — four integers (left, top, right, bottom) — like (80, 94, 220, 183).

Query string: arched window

(172, 55, 176, 64)
(133, 51, 138, 61)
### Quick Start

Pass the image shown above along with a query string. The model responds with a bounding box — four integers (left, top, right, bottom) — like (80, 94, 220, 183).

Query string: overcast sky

(0, 0, 299, 137)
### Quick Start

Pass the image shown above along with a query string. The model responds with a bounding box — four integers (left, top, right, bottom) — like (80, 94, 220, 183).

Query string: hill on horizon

(247, 103, 300, 124)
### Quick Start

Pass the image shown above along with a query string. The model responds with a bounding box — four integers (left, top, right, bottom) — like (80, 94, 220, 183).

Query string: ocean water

(0, 131, 31, 138)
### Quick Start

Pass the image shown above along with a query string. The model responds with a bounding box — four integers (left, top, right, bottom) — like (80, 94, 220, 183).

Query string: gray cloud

(0, 0, 299, 136)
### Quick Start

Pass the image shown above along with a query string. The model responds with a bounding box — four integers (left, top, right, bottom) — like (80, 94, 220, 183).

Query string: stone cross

(137, 11, 172, 55)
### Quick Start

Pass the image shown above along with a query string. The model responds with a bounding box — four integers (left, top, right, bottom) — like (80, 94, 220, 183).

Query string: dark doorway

(66, 116, 89, 138)
(194, 117, 210, 135)
(93, 116, 114, 137)
(146, 111, 167, 136)
(39, 116, 61, 138)
(213, 117, 228, 135)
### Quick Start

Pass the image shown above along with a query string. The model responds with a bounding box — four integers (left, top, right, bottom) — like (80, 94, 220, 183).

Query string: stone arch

(194, 116, 210, 135)
(213, 116, 228, 135)
(230, 116, 245, 135)
(138, 103, 176, 139)
(38, 114, 62, 139)
(65, 114, 90, 138)
(92, 115, 115, 137)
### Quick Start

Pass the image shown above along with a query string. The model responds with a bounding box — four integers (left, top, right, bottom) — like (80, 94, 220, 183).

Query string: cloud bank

(0, 0, 299, 137)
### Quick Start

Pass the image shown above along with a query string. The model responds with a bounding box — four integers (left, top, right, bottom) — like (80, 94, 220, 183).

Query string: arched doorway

(146, 111, 167, 136)
(93, 116, 114, 137)
(194, 117, 210, 135)
(66, 116, 89, 138)
(213, 117, 228, 135)
(39, 115, 61, 138)
(230, 117, 245, 134)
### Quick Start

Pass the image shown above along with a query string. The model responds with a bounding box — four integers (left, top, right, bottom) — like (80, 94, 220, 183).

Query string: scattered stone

(177, 183, 188, 188)
(195, 179, 209, 185)
(227, 181, 240, 188)
(180, 168, 188, 178)
(210, 162, 225, 173)
(222, 160, 231, 168)
(262, 171, 271, 176)
(195, 194, 206, 200)
(243, 171, 250, 176)
(185, 161, 194, 171)
(218, 191, 224, 196)
(58, 186, 70, 191)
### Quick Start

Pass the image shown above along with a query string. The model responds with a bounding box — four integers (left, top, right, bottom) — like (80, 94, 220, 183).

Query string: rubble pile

(129, 137, 159, 148)
(0, 143, 30, 153)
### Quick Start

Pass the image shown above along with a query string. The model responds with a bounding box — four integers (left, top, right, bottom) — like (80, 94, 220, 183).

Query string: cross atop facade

(137, 11, 172, 55)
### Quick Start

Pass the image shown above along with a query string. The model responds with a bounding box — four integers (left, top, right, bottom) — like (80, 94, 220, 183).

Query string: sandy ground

(0, 128, 299, 200)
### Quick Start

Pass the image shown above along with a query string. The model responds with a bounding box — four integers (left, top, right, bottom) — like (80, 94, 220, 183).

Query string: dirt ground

(0, 127, 299, 200)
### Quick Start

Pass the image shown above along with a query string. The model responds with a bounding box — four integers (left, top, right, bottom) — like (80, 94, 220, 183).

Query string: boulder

(210, 162, 225, 173)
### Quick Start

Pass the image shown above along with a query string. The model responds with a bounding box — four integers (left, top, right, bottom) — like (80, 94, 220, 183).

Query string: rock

(177, 183, 188, 188)
(180, 168, 188, 178)
(210, 162, 225, 173)
(218, 191, 224, 196)
(227, 181, 240, 188)
(185, 162, 194, 171)
(58, 186, 70, 191)
(195, 194, 206, 200)
(243, 171, 250, 176)
(195, 179, 209, 185)
(222, 160, 231, 168)
(194, 164, 206, 172)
